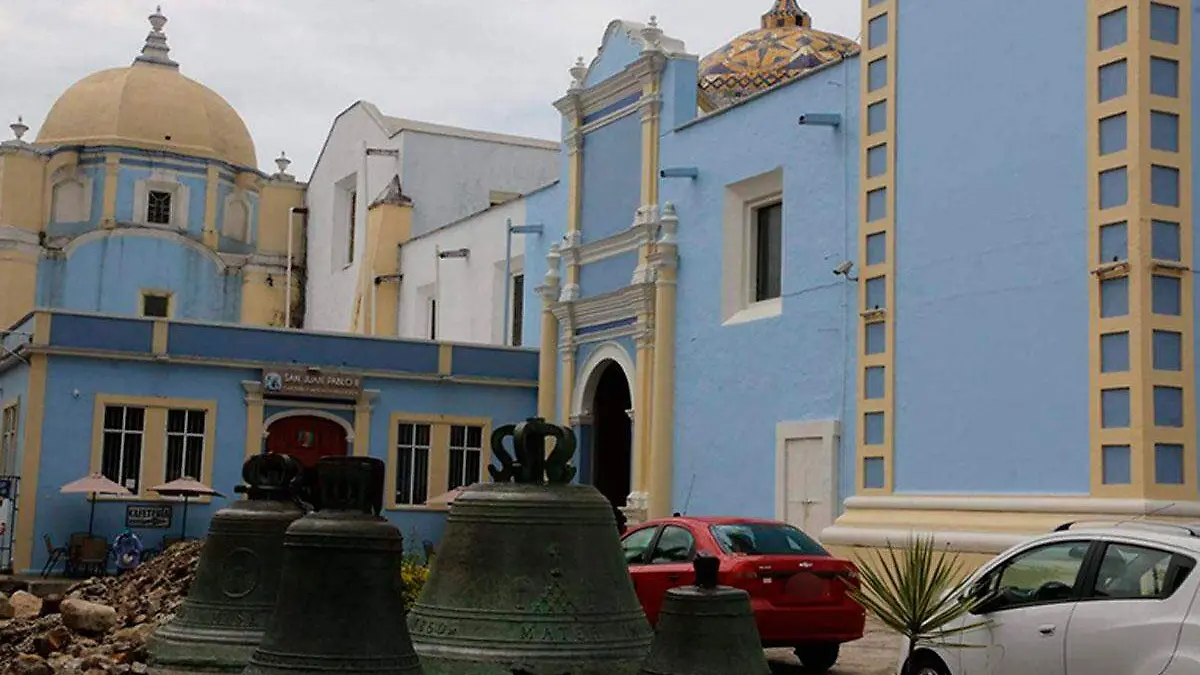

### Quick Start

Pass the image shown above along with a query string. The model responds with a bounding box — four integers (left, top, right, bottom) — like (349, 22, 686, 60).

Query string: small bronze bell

(148, 453, 306, 674)
(244, 456, 424, 675)
(409, 418, 653, 675)
(637, 555, 771, 675)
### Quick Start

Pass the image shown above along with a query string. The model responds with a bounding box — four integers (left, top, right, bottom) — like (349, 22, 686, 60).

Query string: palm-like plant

(842, 534, 992, 675)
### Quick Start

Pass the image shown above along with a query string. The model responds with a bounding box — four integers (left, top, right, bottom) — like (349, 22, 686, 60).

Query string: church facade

(521, 0, 1200, 566)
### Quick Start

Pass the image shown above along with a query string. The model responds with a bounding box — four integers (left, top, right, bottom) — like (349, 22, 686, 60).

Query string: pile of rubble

(0, 541, 203, 675)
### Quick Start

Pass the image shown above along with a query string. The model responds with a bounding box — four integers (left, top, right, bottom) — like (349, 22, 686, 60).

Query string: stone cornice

(554, 52, 667, 123)
(550, 283, 655, 331)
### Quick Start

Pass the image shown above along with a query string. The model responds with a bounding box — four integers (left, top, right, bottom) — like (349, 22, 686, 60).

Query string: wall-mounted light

(438, 248, 470, 260)
(798, 113, 842, 128)
(660, 167, 699, 179)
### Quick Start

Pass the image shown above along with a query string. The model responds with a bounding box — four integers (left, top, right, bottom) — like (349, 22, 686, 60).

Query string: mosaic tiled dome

(699, 1, 860, 110)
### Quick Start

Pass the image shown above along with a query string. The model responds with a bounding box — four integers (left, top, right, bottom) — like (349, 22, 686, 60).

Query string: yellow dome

(699, 1, 860, 110)
(35, 8, 257, 169)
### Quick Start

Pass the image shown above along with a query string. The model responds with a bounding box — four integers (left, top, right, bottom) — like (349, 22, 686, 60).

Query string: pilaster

(647, 204, 679, 519)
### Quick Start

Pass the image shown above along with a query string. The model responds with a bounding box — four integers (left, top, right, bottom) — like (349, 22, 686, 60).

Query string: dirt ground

(765, 618, 902, 675)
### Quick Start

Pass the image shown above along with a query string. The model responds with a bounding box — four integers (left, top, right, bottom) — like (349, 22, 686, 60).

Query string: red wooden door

(265, 416, 349, 468)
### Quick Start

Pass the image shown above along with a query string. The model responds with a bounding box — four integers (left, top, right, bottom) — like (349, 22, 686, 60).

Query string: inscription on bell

(409, 615, 459, 637)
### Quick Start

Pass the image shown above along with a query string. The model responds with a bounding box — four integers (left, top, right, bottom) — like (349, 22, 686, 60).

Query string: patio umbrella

(60, 473, 132, 536)
(149, 477, 224, 539)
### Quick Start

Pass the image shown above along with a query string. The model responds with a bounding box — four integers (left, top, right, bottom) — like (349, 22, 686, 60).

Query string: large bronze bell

(243, 456, 424, 675)
(148, 453, 307, 675)
(638, 556, 770, 675)
(409, 418, 653, 675)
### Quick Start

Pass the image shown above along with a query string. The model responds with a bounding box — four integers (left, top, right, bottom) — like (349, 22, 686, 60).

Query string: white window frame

(101, 405, 146, 494)
(133, 170, 189, 230)
(164, 408, 207, 482)
(49, 166, 94, 225)
(447, 424, 484, 491)
(395, 421, 432, 506)
(722, 168, 784, 325)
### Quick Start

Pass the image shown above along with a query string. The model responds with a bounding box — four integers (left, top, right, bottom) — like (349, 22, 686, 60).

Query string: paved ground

(765, 619, 901, 675)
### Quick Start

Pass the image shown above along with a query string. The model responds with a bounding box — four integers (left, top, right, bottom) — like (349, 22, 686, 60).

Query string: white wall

(400, 130, 559, 238)
(396, 198, 538, 346)
(304, 104, 396, 332)
(304, 103, 559, 333)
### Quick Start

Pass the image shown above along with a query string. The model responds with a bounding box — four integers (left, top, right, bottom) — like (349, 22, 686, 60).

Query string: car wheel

(793, 643, 839, 672)
(903, 651, 951, 675)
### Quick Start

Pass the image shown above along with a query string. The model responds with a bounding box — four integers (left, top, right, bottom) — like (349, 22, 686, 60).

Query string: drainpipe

(286, 207, 309, 328)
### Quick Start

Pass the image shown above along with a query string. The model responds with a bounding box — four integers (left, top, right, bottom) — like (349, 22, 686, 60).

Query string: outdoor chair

(40, 534, 68, 577)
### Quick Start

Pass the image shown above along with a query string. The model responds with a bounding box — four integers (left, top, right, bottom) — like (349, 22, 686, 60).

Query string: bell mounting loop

(234, 453, 304, 501)
(488, 417, 578, 485)
(314, 456, 386, 515)
(694, 553, 719, 589)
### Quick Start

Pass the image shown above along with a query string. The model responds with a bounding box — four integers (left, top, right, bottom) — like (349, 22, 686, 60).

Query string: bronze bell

(244, 456, 424, 675)
(148, 453, 307, 674)
(637, 555, 771, 675)
(408, 418, 653, 675)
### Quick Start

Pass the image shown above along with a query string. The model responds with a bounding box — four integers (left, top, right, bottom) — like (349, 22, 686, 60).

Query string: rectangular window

(1099, 167, 1129, 209)
(866, 231, 886, 266)
(863, 457, 885, 489)
(1154, 330, 1183, 371)
(447, 424, 484, 491)
(865, 276, 886, 311)
(868, 57, 888, 92)
(867, 144, 888, 178)
(1156, 444, 1186, 485)
(0, 404, 18, 475)
(1102, 445, 1131, 485)
(864, 412, 885, 445)
(753, 201, 782, 302)
(1099, 60, 1128, 102)
(1151, 111, 1180, 152)
(1099, 222, 1127, 263)
(1099, 113, 1127, 155)
(1153, 275, 1182, 316)
(1101, 332, 1130, 373)
(1099, 7, 1128, 50)
(867, 188, 887, 222)
(1102, 388, 1131, 429)
(101, 405, 146, 493)
(147, 190, 172, 225)
(1152, 165, 1180, 207)
(865, 321, 886, 355)
(865, 366, 885, 399)
(1151, 57, 1179, 98)
(394, 422, 432, 506)
(141, 292, 171, 318)
(1151, 3, 1180, 44)
(1154, 386, 1184, 427)
(511, 274, 524, 347)
(868, 13, 888, 50)
(348, 191, 357, 264)
(165, 409, 206, 482)
(1152, 220, 1181, 261)
(1100, 276, 1129, 318)
(428, 298, 438, 340)
(867, 101, 887, 135)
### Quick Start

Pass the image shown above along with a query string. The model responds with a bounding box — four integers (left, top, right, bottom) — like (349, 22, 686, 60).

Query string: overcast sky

(0, 1, 860, 179)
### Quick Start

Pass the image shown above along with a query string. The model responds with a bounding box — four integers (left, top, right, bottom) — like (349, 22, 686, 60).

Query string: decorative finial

(659, 202, 679, 246)
(569, 57, 588, 88)
(544, 243, 562, 286)
(641, 15, 664, 52)
(275, 151, 292, 175)
(134, 5, 179, 69)
(762, 0, 810, 29)
(488, 418, 577, 485)
(10, 116, 28, 141)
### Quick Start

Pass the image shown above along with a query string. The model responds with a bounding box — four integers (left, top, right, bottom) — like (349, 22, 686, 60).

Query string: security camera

(833, 261, 854, 276)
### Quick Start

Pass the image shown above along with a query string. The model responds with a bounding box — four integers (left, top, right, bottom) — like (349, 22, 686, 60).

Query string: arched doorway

(590, 360, 633, 508)
(265, 413, 351, 505)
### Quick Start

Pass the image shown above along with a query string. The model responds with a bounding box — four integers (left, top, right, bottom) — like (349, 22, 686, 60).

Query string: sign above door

(261, 368, 363, 401)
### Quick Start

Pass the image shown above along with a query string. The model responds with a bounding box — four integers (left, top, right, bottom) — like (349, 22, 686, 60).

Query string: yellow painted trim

(1087, 0, 1194, 500)
(438, 344, 453, 376)
(151, 320, 169, 355)
(856, 0, 898, 495)
(352, 392, 377, 458)
(203, 166, 220, 249)
(560, 351, 575, 426)
(101, 154, 119, 227)
(12, 354, 45, 572)
(243, 383, 264, 460)
(648, 258, 677, 519)
(633, 335, 653, 493)
(88, 393, 218, 504)
(537, 308, 560, 419)
(31, 312, 51, 347)
(384, 412, 493, 512)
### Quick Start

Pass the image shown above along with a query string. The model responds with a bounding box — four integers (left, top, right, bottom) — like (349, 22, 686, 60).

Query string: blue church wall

(660, 59, 859, 519)
(892, 0, 1089, 495)
(662, 57, 700, 130)
(580, 115, 643, 242)
(585, 24, 644, 87)
(49, 235, 241, 322)
(36, 258, 65, 309)
(15, 311, 540, 573)
(521, 182, 566, 345)
(579, 250, 638, 298)
(0, 360, 30, 472)
(115, 165, 209, 237)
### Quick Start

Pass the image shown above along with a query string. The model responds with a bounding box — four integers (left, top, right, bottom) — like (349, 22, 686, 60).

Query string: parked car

(905, 520, 1200, 675)
(620, 515, 865, 672)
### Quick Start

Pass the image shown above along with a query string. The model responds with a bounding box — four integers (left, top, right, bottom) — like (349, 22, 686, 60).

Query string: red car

(620, 516, 865, 672)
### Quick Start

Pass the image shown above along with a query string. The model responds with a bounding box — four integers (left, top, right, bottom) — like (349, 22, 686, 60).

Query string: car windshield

(710, 522, 829, 556)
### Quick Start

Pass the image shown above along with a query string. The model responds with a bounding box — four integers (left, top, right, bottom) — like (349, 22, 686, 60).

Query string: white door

(781, 435, 834, 536)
